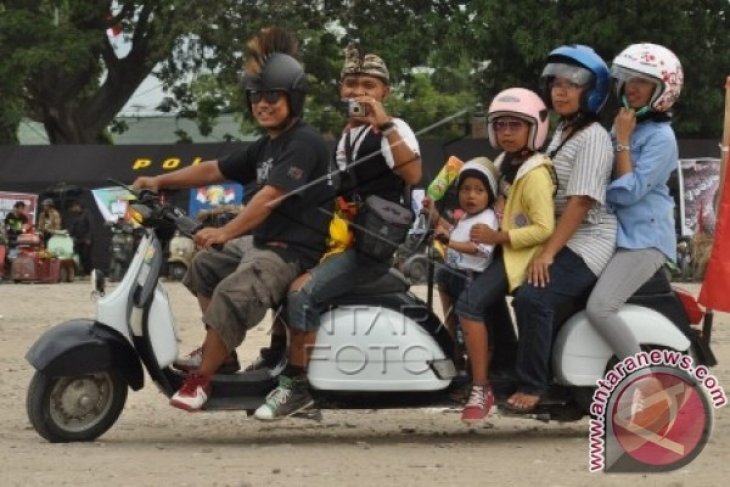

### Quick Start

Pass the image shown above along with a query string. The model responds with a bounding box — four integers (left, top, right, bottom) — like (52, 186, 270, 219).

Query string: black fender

(25, 319, 144, 391)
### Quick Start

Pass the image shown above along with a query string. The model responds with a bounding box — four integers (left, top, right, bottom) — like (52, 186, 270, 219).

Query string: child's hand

(434, 227, 450, 244)
(421, 197, 440, 224)
(494, 196, 506, 223)
(470, 223, 500, 244)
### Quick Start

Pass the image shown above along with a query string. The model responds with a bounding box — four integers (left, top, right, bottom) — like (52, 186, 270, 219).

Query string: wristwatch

(378, 121, 397, 136)
(615, 143, 631, 152)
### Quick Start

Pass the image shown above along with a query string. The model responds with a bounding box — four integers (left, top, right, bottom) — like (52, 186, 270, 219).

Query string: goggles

(248, 90, 285, 104)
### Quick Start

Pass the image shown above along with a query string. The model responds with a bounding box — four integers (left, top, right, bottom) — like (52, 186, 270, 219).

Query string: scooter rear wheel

(26, 370, 127, 443)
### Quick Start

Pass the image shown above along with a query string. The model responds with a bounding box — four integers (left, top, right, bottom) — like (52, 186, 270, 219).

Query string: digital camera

(348, 100, 368, 117)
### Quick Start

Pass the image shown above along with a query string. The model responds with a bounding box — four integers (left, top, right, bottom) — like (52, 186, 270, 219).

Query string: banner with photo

(677, 158, 721, 236)
(0, 191, 38, 226)
(91, 187, 136, 223)
(188, 183, 244, 219)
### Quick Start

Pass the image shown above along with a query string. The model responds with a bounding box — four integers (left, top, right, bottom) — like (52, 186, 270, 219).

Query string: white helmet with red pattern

(611, 43, 683, 112)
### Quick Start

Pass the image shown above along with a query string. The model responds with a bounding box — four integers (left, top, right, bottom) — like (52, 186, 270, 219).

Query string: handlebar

(107, 178, 201, 239)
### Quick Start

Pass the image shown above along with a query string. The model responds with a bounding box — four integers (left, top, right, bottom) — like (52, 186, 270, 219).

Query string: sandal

(502, 392, 542, 414)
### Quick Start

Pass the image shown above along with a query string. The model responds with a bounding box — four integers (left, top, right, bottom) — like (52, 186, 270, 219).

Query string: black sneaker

(253, 375, 314, 421)
(244, 346, 285, 372)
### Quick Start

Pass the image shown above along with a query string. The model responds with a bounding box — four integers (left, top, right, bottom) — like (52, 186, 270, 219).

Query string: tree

(467, 0, 730, 138)
(0, 1, 230, 144)
(6, 1, 724, 145)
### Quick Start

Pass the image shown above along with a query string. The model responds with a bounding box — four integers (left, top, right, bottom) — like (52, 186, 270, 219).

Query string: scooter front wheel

(26, 370, 127, 443)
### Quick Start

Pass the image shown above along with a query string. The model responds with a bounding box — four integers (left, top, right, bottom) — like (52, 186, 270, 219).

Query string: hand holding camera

(348, 100, 368, 117)
(343, 96, 390, 128)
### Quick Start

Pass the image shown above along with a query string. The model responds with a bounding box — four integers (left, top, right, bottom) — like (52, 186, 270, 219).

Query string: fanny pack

(353, 194, 413, 261)
(336, 126, 414, 261)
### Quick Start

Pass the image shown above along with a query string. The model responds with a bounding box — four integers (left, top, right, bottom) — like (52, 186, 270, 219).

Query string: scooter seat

(632, 267, 672, 296)
(348, 268, 410, 296)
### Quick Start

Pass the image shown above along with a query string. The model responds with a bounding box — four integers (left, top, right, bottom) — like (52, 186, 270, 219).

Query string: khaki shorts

(183, 235, 301, 352)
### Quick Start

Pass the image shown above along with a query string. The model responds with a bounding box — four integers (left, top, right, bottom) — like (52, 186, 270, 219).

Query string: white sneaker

(169, 373, 211, 412)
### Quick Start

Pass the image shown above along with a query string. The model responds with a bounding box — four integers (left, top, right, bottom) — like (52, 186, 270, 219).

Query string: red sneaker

(170, 373, 211, 412)
(461, 385, 494, 424)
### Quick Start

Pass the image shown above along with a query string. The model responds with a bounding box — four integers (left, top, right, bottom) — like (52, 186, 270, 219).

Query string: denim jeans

(454, 255, 509, 322)
(285, 249, 391, 332)
(511, 247, 597, 395)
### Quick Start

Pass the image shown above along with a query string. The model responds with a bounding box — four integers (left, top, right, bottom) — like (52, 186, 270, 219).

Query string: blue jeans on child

(286, 249, 391, 332)
(511, 247, 597, 395)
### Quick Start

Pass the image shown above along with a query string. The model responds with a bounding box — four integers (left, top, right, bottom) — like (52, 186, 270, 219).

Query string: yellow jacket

(497, 152, 556, 291)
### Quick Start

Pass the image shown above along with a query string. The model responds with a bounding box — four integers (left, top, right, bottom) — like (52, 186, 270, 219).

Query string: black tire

(26, 370, 128, 443)
(168, 262, 187, 281)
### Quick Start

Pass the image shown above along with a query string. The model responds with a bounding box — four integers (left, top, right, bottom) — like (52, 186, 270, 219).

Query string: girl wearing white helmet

(586, 43, 683, 360)
(423, 158, 500, 392)
(432, 87, 556, 423)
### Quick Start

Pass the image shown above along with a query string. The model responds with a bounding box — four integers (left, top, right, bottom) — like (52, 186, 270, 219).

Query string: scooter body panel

(308, 306, 452, 391)
(95, 236, 150, 342)
(553, 305, 692, 386)
(147, 285, 180, 368)
(25, 319, 144, 390)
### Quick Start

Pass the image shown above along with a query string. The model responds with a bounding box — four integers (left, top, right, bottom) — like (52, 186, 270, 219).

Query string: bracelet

(378, 121, 397, 136)
(615, 143, 631, 152)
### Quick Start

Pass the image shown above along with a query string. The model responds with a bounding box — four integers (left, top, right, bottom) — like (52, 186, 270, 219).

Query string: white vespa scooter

(25, 187, 716, 442)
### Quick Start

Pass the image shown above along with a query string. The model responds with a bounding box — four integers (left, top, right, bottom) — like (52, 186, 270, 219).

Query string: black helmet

(244, 53, 307, 117)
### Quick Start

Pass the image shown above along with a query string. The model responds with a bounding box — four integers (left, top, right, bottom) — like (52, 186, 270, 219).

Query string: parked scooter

(107, 219, 137, 282)
(25, 187, 717, 443)
(166, 205, 239, 281)
(10, 227, 75, 283)
(166, 231, 195, 281)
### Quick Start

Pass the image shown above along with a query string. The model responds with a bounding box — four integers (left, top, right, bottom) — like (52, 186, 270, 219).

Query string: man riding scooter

(132, 26, 333, 412)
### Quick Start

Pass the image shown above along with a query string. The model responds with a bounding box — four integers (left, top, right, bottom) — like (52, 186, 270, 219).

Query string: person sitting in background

(4, 201, 29, 245)
(37, 198, 62, 245)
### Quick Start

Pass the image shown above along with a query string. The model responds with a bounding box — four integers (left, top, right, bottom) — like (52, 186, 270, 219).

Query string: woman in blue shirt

(586, 43, 684, 359)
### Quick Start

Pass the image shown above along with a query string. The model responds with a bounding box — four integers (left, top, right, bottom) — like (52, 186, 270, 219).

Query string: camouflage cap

(340, 44, 389, 84)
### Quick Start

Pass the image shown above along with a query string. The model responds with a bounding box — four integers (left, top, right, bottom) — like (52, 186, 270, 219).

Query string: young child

(423, 158, 499, 367)
(454, 87, 555, 422)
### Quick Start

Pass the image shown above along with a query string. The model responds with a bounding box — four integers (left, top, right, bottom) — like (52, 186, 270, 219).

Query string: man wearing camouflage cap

(254, 45, 422, 420)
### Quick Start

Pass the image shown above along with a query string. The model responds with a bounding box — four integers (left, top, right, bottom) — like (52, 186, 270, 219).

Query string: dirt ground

(1, 280, 728, 487)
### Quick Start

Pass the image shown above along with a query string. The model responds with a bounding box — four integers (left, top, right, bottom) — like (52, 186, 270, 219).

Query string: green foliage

(1, 1, 728, 144)
(469, 0, 730, 138)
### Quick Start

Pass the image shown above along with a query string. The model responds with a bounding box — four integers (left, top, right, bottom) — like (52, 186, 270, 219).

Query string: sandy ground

(0, 280, 728, 487)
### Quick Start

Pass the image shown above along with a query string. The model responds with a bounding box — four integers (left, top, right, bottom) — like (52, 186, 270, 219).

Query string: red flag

(699, 76, 730, 311)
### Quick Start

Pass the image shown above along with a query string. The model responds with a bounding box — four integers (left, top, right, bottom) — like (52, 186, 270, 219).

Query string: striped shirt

(547, 122, 617, 276)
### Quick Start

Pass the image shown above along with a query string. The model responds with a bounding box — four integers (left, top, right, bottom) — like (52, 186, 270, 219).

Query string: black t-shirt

(218, 120, 332, 268)
(340, 128, 404, 203)
(4, 212, 28, 233)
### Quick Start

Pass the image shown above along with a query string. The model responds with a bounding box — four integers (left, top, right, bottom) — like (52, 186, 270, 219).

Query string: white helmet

(611, 43, 683, 112)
